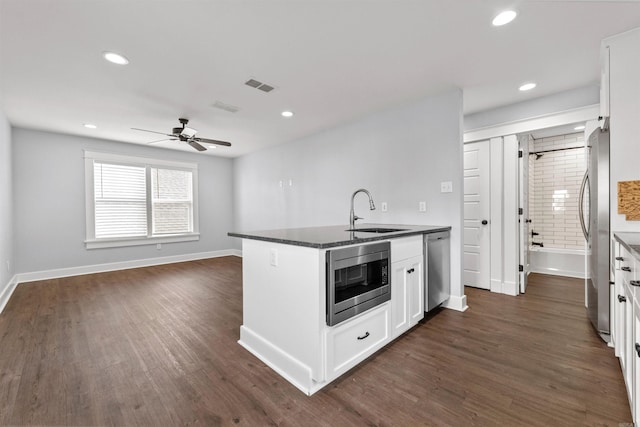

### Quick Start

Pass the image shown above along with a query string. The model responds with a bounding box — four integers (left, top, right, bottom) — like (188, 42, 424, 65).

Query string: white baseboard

(0, 274, 18, 314)
(442, 294, 468, 312)
(239, 325, 315, 395)
(529, 267, 585, 279)
(15, 249, 242, 284)
(503, 280, 518, 296)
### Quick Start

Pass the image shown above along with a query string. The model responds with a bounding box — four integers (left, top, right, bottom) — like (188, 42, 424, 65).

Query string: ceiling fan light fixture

(492, 10, 517, 27)
(180, 126, 197, 138)
(103, 51, 129, 65)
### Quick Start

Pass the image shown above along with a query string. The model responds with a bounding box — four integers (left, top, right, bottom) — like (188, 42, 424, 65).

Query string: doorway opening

(519, 125, 588, 284)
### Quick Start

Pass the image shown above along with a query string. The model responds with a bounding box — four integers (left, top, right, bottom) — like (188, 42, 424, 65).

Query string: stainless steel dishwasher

(424, 231, 450, 311)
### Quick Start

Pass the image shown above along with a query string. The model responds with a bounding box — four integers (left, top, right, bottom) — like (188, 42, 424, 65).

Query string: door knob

(481, 220, 488, 225)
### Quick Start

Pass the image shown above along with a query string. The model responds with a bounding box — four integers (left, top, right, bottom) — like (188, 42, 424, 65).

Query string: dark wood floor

(0, 259, 632, 426)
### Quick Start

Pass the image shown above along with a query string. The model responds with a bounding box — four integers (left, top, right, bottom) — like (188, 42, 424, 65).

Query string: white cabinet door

(407, 256, 424, 326)
(391, 260, 409, 337)
(391, 255, 423, 339)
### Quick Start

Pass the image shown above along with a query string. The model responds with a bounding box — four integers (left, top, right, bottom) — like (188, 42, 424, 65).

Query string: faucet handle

(354, 215, 363, 222)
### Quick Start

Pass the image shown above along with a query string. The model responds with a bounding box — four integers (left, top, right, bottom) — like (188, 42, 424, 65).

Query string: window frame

(84, 150, 200, 249)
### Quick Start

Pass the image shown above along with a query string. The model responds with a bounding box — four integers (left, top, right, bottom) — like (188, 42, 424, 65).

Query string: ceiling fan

(132, 118, 232, 152)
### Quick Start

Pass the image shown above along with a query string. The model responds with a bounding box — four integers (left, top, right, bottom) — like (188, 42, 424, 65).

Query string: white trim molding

(0, 274, 18, 314)
(15, 249, 241, 284)
(442, 294, 468, 312)
(464, 104, 600, 143)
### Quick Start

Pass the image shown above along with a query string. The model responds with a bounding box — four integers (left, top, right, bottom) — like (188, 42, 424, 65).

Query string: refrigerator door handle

(578, 170, 590, 241)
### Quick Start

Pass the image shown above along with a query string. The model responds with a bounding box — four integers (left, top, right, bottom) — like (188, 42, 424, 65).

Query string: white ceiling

(1, 0, 639, 158)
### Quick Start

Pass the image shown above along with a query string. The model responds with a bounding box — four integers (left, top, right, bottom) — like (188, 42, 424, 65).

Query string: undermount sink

(346, 227, 405, 233)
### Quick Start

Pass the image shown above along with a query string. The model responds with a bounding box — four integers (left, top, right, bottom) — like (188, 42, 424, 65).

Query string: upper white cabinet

(603, 27, 640, 232)
(599, 45, 610, 122)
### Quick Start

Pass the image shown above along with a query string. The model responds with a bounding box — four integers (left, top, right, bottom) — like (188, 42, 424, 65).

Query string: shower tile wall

(529, 132, 586, 250)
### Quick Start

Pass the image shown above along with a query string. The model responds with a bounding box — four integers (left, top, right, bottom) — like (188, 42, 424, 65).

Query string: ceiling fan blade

(187, 140, 207, 152)
(131, 127, 175, 137)
(146, 138, 177, 145)
(194, 137, 232, 147)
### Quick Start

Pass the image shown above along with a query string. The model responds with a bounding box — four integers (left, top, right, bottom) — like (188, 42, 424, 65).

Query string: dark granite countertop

(228, 223, 451, 249)
(614, 232, 640, 261)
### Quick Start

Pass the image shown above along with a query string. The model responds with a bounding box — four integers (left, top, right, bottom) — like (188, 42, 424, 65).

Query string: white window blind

(85, 151, 199, 249)
(94, 162, 147, 238)
(151, 167, 193, 234)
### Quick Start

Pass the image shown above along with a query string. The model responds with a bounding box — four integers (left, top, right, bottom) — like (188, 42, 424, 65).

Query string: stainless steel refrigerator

(579, 125, 610, 340)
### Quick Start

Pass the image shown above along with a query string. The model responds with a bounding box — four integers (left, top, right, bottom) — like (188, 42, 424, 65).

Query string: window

(85, 151, 199, 249)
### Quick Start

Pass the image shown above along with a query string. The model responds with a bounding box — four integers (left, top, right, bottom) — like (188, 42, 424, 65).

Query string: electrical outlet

(440, 181, 453, 193)
(419, 201, 427, 212)
(269, 249, 278, 267)
(156, 243, 162, 250)
(381, 202, 388, 212)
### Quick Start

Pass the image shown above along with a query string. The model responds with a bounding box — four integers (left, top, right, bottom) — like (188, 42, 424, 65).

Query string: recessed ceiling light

(281, 111, 294, 118)
(492, 10, 517, 26)
(83, 123, 97, 129)
(519, 82, 536, 91)
(574, 125, 586, 131)
(103, 51, 129, 65)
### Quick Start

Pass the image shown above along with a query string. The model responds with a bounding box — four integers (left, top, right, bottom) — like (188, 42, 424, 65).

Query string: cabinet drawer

(391, 236, 423, 263)
(325, 303, 390, 380)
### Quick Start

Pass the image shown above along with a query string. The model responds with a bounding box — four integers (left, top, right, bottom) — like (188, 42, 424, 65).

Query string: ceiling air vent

(245, 78, 276, 93)
(212, 100, 240, 113)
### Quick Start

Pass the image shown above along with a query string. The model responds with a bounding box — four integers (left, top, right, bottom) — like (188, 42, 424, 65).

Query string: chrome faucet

(350, 188, 376, 229)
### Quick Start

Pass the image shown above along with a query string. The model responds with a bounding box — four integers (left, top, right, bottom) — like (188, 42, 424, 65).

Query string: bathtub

(528, 246, 586, 279)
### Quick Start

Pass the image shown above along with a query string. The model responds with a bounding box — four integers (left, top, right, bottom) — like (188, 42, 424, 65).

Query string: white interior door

(464, 141, 491, 290)
(518, 136, 529, 293)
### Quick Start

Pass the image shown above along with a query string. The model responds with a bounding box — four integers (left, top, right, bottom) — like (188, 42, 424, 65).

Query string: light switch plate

(419, 201, 426, 212)
(381, 202, 388, 212)
(269, 249, 278, 267)
(440, 181, 453, 193)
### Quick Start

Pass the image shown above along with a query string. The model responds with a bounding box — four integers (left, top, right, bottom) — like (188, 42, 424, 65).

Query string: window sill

(85, 233, 200, 249)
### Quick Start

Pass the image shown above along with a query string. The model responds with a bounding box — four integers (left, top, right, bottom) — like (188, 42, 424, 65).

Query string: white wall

(464, 85, 599, 132)
(0, 111, 14, 302)
(12, 128, 236, 275)
(233, 89, 465, 305)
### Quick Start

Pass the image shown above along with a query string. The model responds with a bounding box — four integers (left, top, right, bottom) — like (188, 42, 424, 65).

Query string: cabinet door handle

(616, 257, 624, 261)
(357, 332, 370, 340)
(636, 343, 640, 358)
(407, 268, 414, 274)
(622, 266, 632, 272)
(631, 280, 640, 287)
(618, 295, 627, 303)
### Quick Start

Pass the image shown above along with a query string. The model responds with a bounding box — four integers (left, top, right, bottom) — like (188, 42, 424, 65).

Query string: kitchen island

(228, 224, 451, 395)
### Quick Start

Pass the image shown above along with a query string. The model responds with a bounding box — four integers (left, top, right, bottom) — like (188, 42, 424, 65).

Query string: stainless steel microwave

(326, 241, 390, 326)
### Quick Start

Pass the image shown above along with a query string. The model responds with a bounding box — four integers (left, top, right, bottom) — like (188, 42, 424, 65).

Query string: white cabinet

(613, 235, 640, 422)
(325, 303, 391, 380)
(391, 236, 424, 339)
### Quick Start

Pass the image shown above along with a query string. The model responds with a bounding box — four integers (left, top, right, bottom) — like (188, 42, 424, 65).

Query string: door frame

(464, 104, 599, 297)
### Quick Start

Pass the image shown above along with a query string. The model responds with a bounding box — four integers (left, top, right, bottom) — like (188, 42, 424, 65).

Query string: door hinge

(518, 208, 523, 215)
(518, 150, 523, 158)
(519, 264, 524, 272)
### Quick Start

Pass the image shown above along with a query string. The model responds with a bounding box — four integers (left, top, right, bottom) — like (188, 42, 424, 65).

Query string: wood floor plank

(0, 260, 632, 426)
